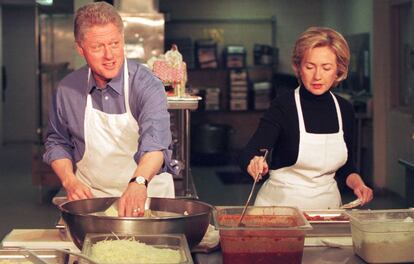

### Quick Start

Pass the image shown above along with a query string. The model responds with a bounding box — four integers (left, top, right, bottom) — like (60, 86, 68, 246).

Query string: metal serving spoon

(340, 198, 362, 209)
(238, 149, 269, 226)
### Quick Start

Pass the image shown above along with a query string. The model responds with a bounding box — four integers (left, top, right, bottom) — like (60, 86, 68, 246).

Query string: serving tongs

(238, 149, 269, 226)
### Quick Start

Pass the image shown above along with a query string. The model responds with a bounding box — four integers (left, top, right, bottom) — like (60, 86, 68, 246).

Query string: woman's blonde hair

(74, 1, 124, 42)
(291, 27, 350, 87)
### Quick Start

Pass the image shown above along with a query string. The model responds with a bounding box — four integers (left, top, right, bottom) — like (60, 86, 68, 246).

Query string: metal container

(303, 209, 351, 237)
(346, 209, 414, 263)
(213, 206, 312, 264)
(0, 248, 68, 264)
(81, 233, 193, 264)
(59, 197, 212, 250)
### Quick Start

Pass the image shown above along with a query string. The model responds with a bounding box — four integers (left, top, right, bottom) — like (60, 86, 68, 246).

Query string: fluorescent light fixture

(36, 0, 53, 5)
(122, 16, 164, 27)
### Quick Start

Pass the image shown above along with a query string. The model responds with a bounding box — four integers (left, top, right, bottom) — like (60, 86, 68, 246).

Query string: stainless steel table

(194, 246, 366, 264)
(167, 96, 202, 198)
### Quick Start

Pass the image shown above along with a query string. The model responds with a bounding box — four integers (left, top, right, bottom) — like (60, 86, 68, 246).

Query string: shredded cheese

(403, 216, 414, 223)
(89, 238, 182, 263)
(100, 206, 183, 218)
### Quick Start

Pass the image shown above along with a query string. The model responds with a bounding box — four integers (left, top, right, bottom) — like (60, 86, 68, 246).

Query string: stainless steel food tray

(303, 209, 351, 237)
(0, 248, 68, 264)
(82, 233, 193, 264)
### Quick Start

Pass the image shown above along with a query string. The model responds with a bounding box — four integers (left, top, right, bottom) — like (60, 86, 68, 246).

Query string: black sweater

(239, 87, 357, 184)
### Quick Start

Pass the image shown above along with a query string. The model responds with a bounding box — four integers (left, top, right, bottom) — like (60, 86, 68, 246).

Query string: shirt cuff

(43, 146, 73, 165)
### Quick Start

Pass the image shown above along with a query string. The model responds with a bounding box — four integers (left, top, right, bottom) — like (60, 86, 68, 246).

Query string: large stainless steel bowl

(59, 197, 213, 249)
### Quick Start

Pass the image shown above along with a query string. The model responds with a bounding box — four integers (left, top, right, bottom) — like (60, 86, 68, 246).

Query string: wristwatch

(129, 176, 148, 187)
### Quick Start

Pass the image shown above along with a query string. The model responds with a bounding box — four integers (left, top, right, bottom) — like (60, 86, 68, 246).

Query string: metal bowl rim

(60, 197, 214, 220)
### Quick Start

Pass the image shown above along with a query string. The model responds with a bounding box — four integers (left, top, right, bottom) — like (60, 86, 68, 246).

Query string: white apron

(255, 87, 347, 209)
(75, 61, 175, 198)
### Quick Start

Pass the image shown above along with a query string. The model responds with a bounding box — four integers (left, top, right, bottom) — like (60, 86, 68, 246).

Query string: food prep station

(1, 206, 413, 263)
(7, 80, 414, 264)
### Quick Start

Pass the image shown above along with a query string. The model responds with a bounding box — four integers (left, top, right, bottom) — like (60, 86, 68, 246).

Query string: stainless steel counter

(194, 246, 366, 264)
(2, 228, 368, 264)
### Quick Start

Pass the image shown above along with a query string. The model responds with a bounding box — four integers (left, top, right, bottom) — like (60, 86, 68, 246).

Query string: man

(43, 2, 174, 217)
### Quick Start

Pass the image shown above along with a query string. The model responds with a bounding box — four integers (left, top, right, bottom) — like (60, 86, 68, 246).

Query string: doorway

(1, 4, 38, 144)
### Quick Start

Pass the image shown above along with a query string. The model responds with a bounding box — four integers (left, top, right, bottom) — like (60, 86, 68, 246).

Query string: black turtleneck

(239, 87, 356, 184)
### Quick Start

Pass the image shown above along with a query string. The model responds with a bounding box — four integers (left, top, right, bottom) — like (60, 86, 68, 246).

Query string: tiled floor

(0, 143, 408, 242)
(0, 144, 60, 240)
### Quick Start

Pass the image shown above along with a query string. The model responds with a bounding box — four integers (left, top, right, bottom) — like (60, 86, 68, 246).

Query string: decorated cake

(147, 45, 187, 97)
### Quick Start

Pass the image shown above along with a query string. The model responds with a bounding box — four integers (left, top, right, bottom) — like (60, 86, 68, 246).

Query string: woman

(239, 27, 373, 209)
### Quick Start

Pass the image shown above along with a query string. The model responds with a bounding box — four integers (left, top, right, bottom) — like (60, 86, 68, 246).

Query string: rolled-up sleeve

(132, 68, 172, 173)
(43, 89, 74, 164)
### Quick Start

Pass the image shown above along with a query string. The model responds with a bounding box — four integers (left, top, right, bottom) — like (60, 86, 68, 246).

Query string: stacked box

(224, 45, 246, 69)
(205, 87, 221, 110)
(229, 70, 248, 111)
(195, 39, 218, 69)
(253, 81, 272, 110)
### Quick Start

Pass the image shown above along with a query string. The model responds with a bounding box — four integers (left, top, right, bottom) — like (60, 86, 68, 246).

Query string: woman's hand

(352, 184, 373, 206)
(346, 173, 373, 206)
(247, 156, 269, 181)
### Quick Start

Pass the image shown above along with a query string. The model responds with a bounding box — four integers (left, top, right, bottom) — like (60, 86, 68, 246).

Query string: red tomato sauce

(223, 251, 303, 264)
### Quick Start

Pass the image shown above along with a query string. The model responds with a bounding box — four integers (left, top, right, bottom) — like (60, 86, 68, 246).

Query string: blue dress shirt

(43, 59, 172, 173)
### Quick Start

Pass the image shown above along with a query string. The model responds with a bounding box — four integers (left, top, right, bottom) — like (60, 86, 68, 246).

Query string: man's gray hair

(74, 1, 123, 42)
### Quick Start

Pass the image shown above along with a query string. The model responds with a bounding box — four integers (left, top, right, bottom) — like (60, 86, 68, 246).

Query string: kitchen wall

(0, 0, 412, 201)
(160, 0, 414, 201)
(323, 0, 414, 200)
(73, 0, 93, 69)
(372, 0, 414, 199)
(0, 6, 3, 146)
(322, 0, 373, 34)
(159, 0, 324, 74)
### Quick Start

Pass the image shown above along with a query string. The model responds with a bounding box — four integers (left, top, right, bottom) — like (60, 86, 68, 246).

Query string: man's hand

(51, 158, 93, 201)
(118, 183, 147, 217)
(63, 176, 93, 201)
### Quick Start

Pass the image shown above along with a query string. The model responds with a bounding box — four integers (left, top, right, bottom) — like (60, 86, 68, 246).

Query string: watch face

(136, 176, 146, 185)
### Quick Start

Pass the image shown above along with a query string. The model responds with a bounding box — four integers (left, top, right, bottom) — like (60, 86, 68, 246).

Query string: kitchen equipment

(223, 45, 246, 69)
(58, 197, 212, 250)
(15, 249, 48, 264)
(346, 209, 414, 263)
(214, 206, 312, 264)
(0, 248, 67, 264)
(1, 229, 78, 252)
(340, 198, 361, 209)
(303, 209, 352, 247)
(303, 209, 350, 236)
(238, 149, 269, 226)
(81, 233, 193, 264)
(52, 248, 98, 264)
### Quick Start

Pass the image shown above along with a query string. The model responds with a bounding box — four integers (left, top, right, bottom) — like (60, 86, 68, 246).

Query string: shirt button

(104, 96, 109, 100)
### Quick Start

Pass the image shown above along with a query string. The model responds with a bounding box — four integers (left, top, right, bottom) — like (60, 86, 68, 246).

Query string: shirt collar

(87, 63, 124, 95)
